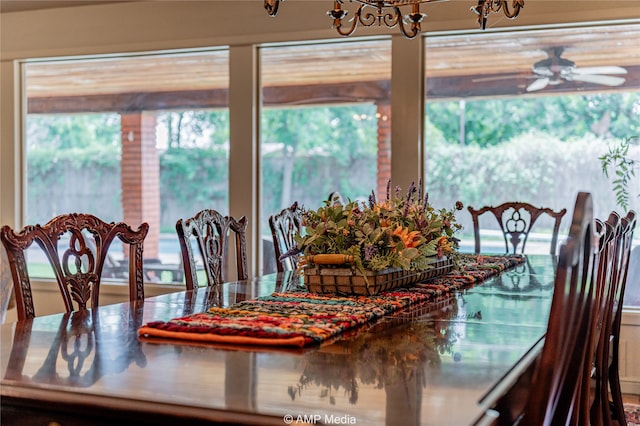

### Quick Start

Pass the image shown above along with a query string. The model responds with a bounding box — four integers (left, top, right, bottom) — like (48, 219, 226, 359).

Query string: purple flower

(364, 245, 378, 261)
(406, 182, 415, 202)
(403, 200, 410, 217)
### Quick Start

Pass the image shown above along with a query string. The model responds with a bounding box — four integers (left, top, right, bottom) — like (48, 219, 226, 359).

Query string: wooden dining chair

(519, 192, 598, 426)
(588, 214, 620, 426)
(467, 201, 567, 255)
(606, 210, 636, 426)
(268, 202, 303, 273)
(0, 213, 149, 321)
(327, 191, 345, 205)
(175, 209, 248, 290)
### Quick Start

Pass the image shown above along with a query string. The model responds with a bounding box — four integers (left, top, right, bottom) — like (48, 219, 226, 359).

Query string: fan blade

(572, 66, 627, 75)
(569, 74, 626, 86)
(526, 78, 550, 92)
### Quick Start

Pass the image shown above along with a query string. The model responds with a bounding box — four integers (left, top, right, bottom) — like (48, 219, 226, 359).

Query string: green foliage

(295, 184, 463, 274)
(261, 104, 379, 224)
(27, 114, 120, 149)
(423, 131, 636, 241)
(600, 136, 639, 211)
(426, 92, 640, 147)
(159, 147, 229, 205)
(262, 104, 378, 158)
(157, 110, 230, 149)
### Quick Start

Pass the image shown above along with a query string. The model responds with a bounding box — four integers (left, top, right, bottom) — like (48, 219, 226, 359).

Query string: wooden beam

(27, 81, 391, 114)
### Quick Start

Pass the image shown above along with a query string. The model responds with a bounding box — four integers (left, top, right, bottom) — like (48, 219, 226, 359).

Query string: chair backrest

(176, 209, 248, 290)
(0, 213, 149, 321)
(327, 191, 345, 205)
(604, 210, 637, 425)
(520, 192, 597, 426)
(467, 201, 567, 255)
(611, 210, 636, 335)
(586, 214, 619, 425)
(268, 202, 303, 273)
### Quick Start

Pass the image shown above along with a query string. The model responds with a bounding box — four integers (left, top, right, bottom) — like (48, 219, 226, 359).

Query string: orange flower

(373, 201, 390, 213)
(436, 236, 454, 257)
(392, 226, 422, 248)
(437, 236, 449, 246)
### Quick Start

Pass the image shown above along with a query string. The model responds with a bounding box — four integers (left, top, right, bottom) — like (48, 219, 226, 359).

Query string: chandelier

(264, 0, 525, 39)
(471, 0, 525, 30)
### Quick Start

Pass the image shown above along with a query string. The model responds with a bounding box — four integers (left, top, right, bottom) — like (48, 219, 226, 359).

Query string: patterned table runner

(138, 254, 524, 348)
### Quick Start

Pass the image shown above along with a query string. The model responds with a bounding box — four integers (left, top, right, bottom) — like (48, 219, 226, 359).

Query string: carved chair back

(268, 202, 303, 273)
(0, 213, 149, 321)
(520, 192, 597, 425)
(586, 214, 619, 425)
(467, 201, 567, 255)
(176, 209, 248, 290)
(327, 191, 345, 205)
(606, 210, 636, 425)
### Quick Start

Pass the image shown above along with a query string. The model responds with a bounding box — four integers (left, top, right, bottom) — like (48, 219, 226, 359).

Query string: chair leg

(600, 383, 613, 426)
(608, 362, 627, 426)
(590, 376, 607, 426)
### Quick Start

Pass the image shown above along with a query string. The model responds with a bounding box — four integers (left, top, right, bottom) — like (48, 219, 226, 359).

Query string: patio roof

(26, 23, 640, 114)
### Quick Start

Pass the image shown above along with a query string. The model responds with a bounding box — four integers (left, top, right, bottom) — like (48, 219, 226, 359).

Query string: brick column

(121, 112, 160, 259)
(376, 103, 391, 200)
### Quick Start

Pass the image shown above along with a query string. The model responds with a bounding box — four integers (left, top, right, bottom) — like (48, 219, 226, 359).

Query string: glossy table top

(0, 255, 557, 426)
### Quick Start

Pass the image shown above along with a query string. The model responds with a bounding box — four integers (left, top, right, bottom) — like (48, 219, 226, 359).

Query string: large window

(423, 24, 640, 305)
(24, 50, 230, 284)
(260, 40, 391, 273)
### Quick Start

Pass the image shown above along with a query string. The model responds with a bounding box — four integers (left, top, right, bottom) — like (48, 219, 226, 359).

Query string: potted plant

(284, 181, 463, 295)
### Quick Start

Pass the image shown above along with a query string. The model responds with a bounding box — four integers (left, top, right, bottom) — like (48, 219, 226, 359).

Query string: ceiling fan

(474, 46, 628, 92)
(525, 47, 627, 92)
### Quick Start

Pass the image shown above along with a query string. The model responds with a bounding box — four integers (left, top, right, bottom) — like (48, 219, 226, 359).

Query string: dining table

(0, 254, 557, 426)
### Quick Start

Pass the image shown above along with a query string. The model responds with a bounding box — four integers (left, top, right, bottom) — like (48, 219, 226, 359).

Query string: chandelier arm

(264, 0, 281, 16)
(470, 1, 489, 30)
(380, 8, 400, 29)
(500, 0, 524, 19)
(358, 6, 381, 27)
(396, 7, 421, 39)
(398, 20, 420, 39)
(332, 3, 361, 37)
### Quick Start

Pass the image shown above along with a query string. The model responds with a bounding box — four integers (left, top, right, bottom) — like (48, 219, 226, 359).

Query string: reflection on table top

(0, 255, 557, 426)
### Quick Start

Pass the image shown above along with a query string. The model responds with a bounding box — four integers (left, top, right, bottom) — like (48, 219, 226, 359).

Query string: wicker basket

(303, 255, 453, 296)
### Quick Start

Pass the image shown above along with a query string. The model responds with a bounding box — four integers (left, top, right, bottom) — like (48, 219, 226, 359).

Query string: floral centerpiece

(284, 181, 463, 295)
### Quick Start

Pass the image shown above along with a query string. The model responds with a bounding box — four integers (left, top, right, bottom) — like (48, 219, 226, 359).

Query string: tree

(426, 92, 640, 147)
(26, 114, 120, 150)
